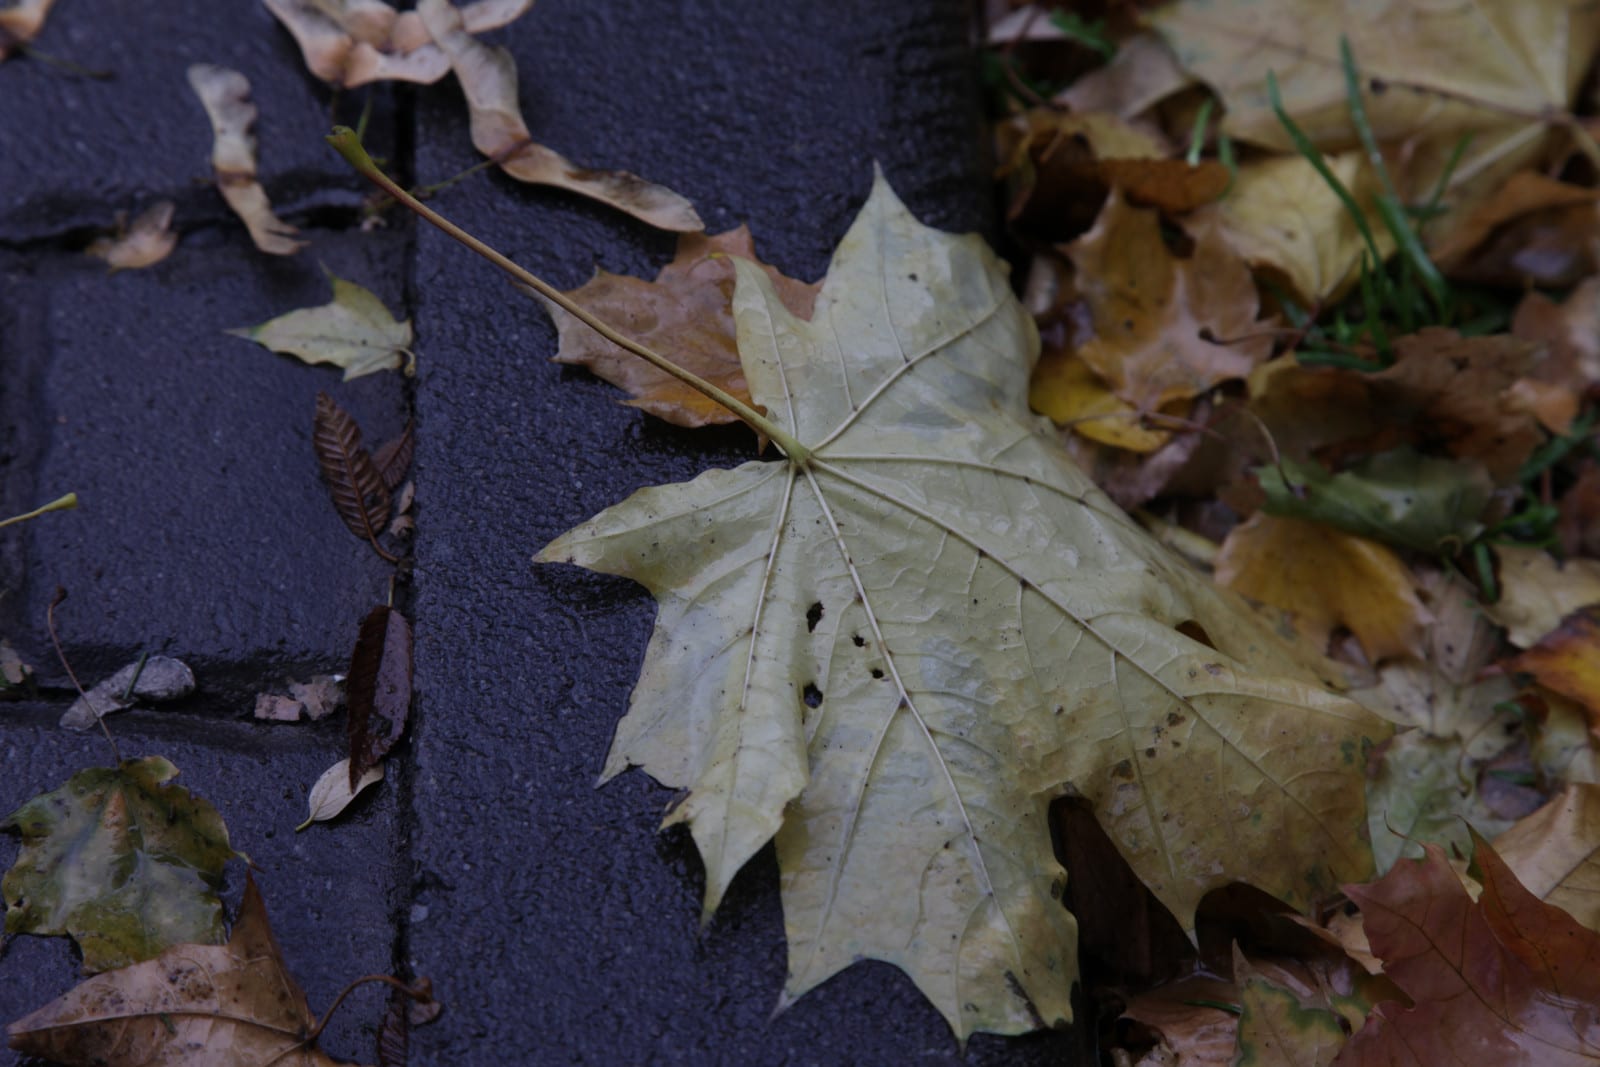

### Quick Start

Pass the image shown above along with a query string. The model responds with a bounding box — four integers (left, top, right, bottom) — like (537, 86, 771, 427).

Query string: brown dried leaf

(347, 605, 413, 789)
(1560, 461, 1600, 560)
(1432, 171, 1600, 285)
(1120, 974, 1240, 1067)
(1512, 277, 1600, 388)
(264, 0, 533, 88)
(0, 0, 55, 60)
(416, 0, 702, 232)
(6, 875, 368, 1066)
(548, 227, 817, 428)
(1215, 514, 1430, 662)
(372, 420, 415, 491)
(1495, 783, 1600, 932)
(1370, 328, 1546, 484)
(1067, 191, 1271, 422)
(186, 64, 306, 257)
(1338, 832, 1600, 1066)
(312, 392, 393, 560)
(85, 202, 178, 273)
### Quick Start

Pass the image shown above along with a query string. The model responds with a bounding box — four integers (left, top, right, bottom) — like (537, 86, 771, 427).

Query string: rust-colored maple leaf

(547, 226, 817, 428)
(1338, 832, 1600, 1066)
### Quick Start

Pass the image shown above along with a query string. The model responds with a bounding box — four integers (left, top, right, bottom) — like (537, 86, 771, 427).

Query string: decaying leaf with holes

(415, 0, 701, 232)
(187, 64, 306, 256)
(537, 173, 1384, 1038)
(2, 758, 238, 973)
(230, 270, 415, 380)
(6, 875, 405, 1066)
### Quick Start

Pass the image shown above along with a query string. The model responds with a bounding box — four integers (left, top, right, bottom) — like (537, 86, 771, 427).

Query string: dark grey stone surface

(0, 226, 407, 692)
(1, 0, 1093, 1062)
(405, 0, 1079, 1062)
(0, 0, 391, 243)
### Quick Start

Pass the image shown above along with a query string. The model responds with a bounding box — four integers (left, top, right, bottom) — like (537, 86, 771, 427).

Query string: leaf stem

(0, 492, 77, 529)
(325, 127, 810, 463)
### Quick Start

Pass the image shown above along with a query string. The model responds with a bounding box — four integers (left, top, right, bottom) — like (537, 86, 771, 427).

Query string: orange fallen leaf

(415, 0, 702, 232)
(187, 65, 306, 257)
(1214, 513, 1429, 662)
(1067, 190, 1271, 420)
(7, 875, 392, 1066)
(1506, 609, 1600, 726)
(547, 227, 816, 427)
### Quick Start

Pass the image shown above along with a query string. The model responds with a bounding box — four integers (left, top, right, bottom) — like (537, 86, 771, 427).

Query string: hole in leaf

(803, 683, 823, 708)
(806, 601, 824, 633)
(852, 633, 866, 647)
(1175, 620, 1216, 650)
(870, 668, 884, 679)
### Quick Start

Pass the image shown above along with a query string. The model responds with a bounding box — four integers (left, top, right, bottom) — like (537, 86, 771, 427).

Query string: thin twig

(46, 589, 121, 764)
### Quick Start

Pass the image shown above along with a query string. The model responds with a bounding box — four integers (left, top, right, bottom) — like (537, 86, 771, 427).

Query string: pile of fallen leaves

(975, 0, 1600, 1060)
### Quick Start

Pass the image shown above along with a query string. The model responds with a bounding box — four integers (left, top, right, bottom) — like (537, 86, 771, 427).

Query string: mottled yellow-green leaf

(229, 269, 415, 380)
(1234, 971, 1348, 1067)
(2, 757, 238, 972)
(538, 172, 1384, 1039)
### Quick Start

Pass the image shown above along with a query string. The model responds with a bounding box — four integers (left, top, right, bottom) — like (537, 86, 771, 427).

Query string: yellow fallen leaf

(297, 758, 384, 831)
(0, 0, 55, 60)
(1215, 513, 1430, 661)
(228, 268, 415, 380)
(1151, 0, 1600, 236)
(416, 0, 703, 233)
(1484, 545, 1600, 648)
(85, 201, 178, 273)
(1495, 783, 1600, 932)
(187, 64, 306, 257)
(1217, 152, 1394, 305)
(1068, 190, 1271, 415)
(1029, 347, 1172, 452)
(264, 0, 533, 88)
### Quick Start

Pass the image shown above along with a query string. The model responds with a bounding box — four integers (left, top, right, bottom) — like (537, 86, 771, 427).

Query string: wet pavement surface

(0, 2, 1086, 1062)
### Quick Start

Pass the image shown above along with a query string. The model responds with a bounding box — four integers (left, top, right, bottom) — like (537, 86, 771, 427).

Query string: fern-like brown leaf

(372, 419, 415, 492)
(312, 392, 394, 561)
